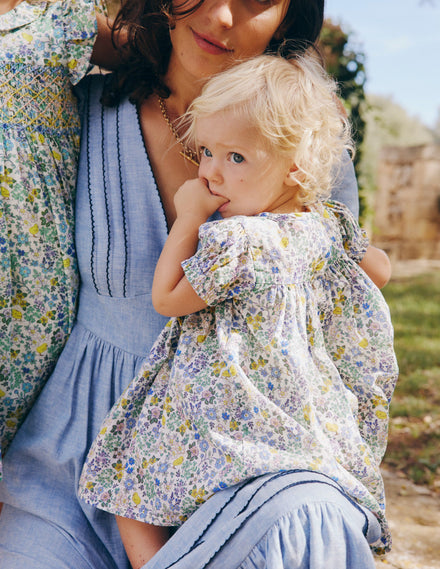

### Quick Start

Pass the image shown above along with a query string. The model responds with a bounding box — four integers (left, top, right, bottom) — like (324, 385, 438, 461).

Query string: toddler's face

(196, 111, 297, 218)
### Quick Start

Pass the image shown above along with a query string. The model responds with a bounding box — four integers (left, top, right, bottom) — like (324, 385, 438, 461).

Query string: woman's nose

(205, 0, 234, 29)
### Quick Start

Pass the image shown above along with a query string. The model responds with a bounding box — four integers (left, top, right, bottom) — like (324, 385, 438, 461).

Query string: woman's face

(168, 0, 290, 82)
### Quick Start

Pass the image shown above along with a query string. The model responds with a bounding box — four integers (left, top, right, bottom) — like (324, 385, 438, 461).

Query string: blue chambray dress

(0, 0, 99, 474)
(0, 74, 388, 569)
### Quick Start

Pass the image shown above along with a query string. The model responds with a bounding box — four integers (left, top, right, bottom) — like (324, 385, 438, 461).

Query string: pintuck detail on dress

(0, 0, 98, 473)
(79, 202, 398, 554)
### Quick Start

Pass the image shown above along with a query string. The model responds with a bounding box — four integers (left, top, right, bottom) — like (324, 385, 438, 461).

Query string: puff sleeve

(182, 219, 256, 306)
(325, 201, 369, 263)
(60, 0, 101, 84)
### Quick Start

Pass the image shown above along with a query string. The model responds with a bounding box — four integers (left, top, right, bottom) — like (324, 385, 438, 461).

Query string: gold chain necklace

(157, 96, 199, 166)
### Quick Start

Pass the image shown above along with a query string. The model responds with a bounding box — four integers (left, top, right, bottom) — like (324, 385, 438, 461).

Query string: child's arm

(152, 179, 228, 317)
(359, 245, 392, 289)
(116, 516, 169, 569)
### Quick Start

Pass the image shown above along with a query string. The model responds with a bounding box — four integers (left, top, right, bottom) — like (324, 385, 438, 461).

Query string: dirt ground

(375, 467, 440, 569)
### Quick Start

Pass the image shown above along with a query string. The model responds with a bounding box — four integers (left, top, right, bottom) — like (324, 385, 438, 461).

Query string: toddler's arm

(359, 246, 392, 289)
(152, 179, 228, 317)
(116, 516, 169, 569)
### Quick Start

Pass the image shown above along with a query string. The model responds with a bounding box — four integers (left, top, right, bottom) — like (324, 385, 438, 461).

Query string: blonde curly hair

(183, 53, 354, 207)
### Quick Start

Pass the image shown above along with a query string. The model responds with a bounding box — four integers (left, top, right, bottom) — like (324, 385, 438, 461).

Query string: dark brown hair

(104, 0, 324, 105)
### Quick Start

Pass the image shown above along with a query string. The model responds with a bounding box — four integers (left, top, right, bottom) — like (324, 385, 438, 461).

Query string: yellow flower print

(332, 346, 345, 360)
(212, 361, 226, 377)
(280, 237, 289, 248)
(132, 492, 141, 506)
(173, 456, 184, 467)
(251, 246, 263, 260)
(303, 404, 313, 424)
(309, 456, 323, 469)
(358, 338, 369, 348)
(375, 410, 387, 420)
(221, 365, 237, 378)
(190, 486, 208, 504)
(325, 422, 339, 433)
(113, 460, 123, 472)
(311, 259, 325, 273)
(250, 356, 268, 370)
(246, 313, 263, 331)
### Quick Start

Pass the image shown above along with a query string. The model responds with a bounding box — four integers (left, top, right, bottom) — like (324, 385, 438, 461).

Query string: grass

(381, 271, 440, 489)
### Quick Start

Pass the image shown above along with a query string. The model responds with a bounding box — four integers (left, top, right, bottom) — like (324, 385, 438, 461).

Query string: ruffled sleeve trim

(0, 2, 44, 31)
(182, 219, 256, 306)
(61, 0, 99, 85)
(323, 200, 369, 263)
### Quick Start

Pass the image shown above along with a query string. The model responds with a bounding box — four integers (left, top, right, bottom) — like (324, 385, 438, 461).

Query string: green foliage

(382, 271, 440, 487)
(320, 20, 367, 217)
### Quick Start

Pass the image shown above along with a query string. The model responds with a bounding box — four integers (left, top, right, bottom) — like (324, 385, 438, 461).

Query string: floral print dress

(0, 0, 99, 474)
(79, 202, 398, 552)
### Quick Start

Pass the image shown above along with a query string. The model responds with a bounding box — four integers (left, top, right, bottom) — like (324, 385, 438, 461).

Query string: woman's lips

(192, 30, 233, 55)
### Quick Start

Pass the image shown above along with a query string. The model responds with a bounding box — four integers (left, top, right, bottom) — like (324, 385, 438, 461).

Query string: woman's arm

(359, 245, 392, 289)
(152, 179, 228, 317)
(330, 150, 359, 219)
(91, 12, 127, 69)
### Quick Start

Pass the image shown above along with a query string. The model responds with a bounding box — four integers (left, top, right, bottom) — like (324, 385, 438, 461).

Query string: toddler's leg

(116, 515, 169, 569)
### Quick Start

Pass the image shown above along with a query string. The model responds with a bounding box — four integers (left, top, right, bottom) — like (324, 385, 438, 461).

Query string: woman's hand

(174, 178, 228, 225)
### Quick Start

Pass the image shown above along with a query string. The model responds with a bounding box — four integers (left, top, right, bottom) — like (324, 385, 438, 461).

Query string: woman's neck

(0, 0, 23, 16)
(163, 55, 208, 116)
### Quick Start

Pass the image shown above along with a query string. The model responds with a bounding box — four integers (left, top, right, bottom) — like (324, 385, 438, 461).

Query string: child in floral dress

(79, 54, 398, 568)
(0, 0, 117, 476)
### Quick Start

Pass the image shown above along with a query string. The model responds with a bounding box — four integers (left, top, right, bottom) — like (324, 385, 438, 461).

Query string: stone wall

(374, 144, 440, 260)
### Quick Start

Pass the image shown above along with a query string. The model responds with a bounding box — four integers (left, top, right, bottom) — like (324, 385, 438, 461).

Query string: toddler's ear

(285, 164, 300, 186)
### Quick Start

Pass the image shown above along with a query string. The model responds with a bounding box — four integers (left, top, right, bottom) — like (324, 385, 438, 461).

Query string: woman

(0, 1, 378, 568)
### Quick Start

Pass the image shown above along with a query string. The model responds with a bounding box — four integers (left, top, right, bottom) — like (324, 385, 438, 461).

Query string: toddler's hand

(174, 178, 228, 223)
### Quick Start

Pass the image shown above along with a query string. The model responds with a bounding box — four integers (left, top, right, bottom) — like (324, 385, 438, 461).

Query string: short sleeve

(325, 201, 369, 263)
(60, 0, 100, 84)
(182, 220, 256, 306)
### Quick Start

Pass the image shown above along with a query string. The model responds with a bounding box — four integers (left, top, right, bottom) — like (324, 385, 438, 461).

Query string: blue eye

(230, 152, 245, 164)
(201, 146, 212, 158)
